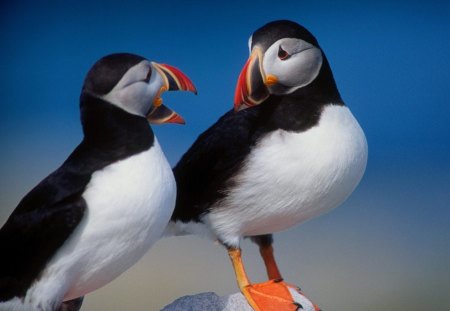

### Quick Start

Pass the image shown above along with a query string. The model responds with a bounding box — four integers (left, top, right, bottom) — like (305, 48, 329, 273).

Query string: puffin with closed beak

(0, 53, 196, 311)
(169, 20, 367, 311)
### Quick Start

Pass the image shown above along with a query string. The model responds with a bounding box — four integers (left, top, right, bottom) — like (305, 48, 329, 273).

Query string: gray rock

(161, 292, 252, 311)
(222, 293, 254, 310)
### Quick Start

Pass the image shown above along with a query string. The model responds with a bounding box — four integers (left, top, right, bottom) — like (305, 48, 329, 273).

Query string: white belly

(208, 105, 368, 246)
(23, 138, 176, 308)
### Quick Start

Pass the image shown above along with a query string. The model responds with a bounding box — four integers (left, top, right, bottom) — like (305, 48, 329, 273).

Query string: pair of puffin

(0, 20, 367, 311)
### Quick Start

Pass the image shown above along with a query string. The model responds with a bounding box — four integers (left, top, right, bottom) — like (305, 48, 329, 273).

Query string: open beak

(147, 63, 197, 125)
(234, 47, 271, 111)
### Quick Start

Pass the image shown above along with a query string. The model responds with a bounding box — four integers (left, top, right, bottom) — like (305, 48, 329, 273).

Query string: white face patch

(102, 60, 164, 117)
(262, 38, 323, 95)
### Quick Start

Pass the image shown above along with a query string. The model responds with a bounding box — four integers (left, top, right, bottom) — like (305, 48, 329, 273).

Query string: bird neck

(292, 54, 342, 104)
(79, 93, 154, 153)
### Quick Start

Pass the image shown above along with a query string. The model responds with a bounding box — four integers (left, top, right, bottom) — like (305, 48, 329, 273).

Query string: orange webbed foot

(241, 279, 320, 311)
(227, 246, 320, 311)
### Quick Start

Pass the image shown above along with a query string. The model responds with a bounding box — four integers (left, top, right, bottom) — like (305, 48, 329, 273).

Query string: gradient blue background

(1, 1, 449, 310)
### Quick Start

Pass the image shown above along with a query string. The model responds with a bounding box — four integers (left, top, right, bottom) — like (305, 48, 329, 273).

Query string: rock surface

(161, 290, 317, 311)
(161, 292, 252, 311)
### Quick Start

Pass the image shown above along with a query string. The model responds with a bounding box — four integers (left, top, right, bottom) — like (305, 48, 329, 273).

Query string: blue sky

(0, 1, 449, 310)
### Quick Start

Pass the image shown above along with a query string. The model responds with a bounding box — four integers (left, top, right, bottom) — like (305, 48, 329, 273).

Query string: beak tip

(169, 113, 186, 125)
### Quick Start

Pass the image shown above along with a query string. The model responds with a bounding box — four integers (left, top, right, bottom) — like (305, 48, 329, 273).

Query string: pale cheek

(276, 50, 323, 88)
(119, 85, 152, 114)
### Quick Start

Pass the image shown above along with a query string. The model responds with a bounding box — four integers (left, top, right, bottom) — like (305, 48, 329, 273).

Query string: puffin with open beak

(0, 53, 196, 311)
(169, 20, 367, 311)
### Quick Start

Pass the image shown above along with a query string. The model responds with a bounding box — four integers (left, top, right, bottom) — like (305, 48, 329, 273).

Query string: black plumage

(173, 105, 259, 222)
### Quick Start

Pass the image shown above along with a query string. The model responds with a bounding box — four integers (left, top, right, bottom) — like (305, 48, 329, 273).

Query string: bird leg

(228, 247, 306, 311)
(259, 243, 283, 280)
(228, 247, 251, 288)
(257, 244, 321, 311)
(251, 234, 283, 280)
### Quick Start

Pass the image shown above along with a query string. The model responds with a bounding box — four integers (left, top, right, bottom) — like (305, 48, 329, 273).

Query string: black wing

(172, 105, 269, 222)
(0, 143, 96, 300)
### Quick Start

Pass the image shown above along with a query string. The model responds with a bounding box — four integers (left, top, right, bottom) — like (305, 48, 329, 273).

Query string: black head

(235, 20, 341, 111)
(250, 20, 319, 52)
(82, 53, 146, 96)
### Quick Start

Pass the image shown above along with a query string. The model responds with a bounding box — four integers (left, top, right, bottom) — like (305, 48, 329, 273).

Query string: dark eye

(143, 67, 152, 82)
(278, 45, 290, 60)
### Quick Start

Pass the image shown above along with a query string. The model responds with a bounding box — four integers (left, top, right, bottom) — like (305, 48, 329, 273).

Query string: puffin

(0, 53, 196, 311)
(168, 20, 368, 311)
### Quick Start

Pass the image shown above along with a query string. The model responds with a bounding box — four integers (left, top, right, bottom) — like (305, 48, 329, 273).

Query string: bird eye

(278, 46, 290, 60)
(143, 67, 152, 82)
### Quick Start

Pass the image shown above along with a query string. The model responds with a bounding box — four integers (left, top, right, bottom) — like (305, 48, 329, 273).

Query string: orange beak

(234, 48, 270, 111)
(147, 63, 197, 125)
(153, 63, 197, 94)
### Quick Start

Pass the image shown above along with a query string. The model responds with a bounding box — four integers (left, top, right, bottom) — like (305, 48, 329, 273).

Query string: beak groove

(153, 63, 197, 94)
(234, 48, 270, 111)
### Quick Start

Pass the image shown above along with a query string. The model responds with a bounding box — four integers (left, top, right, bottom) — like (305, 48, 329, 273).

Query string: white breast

(23, 138, 176, 308)
(208, 105, 368, 246)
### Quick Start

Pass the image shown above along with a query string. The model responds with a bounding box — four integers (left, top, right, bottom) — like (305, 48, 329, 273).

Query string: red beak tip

(169, 114, 186, 125)
(188, 87, 198, 95)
